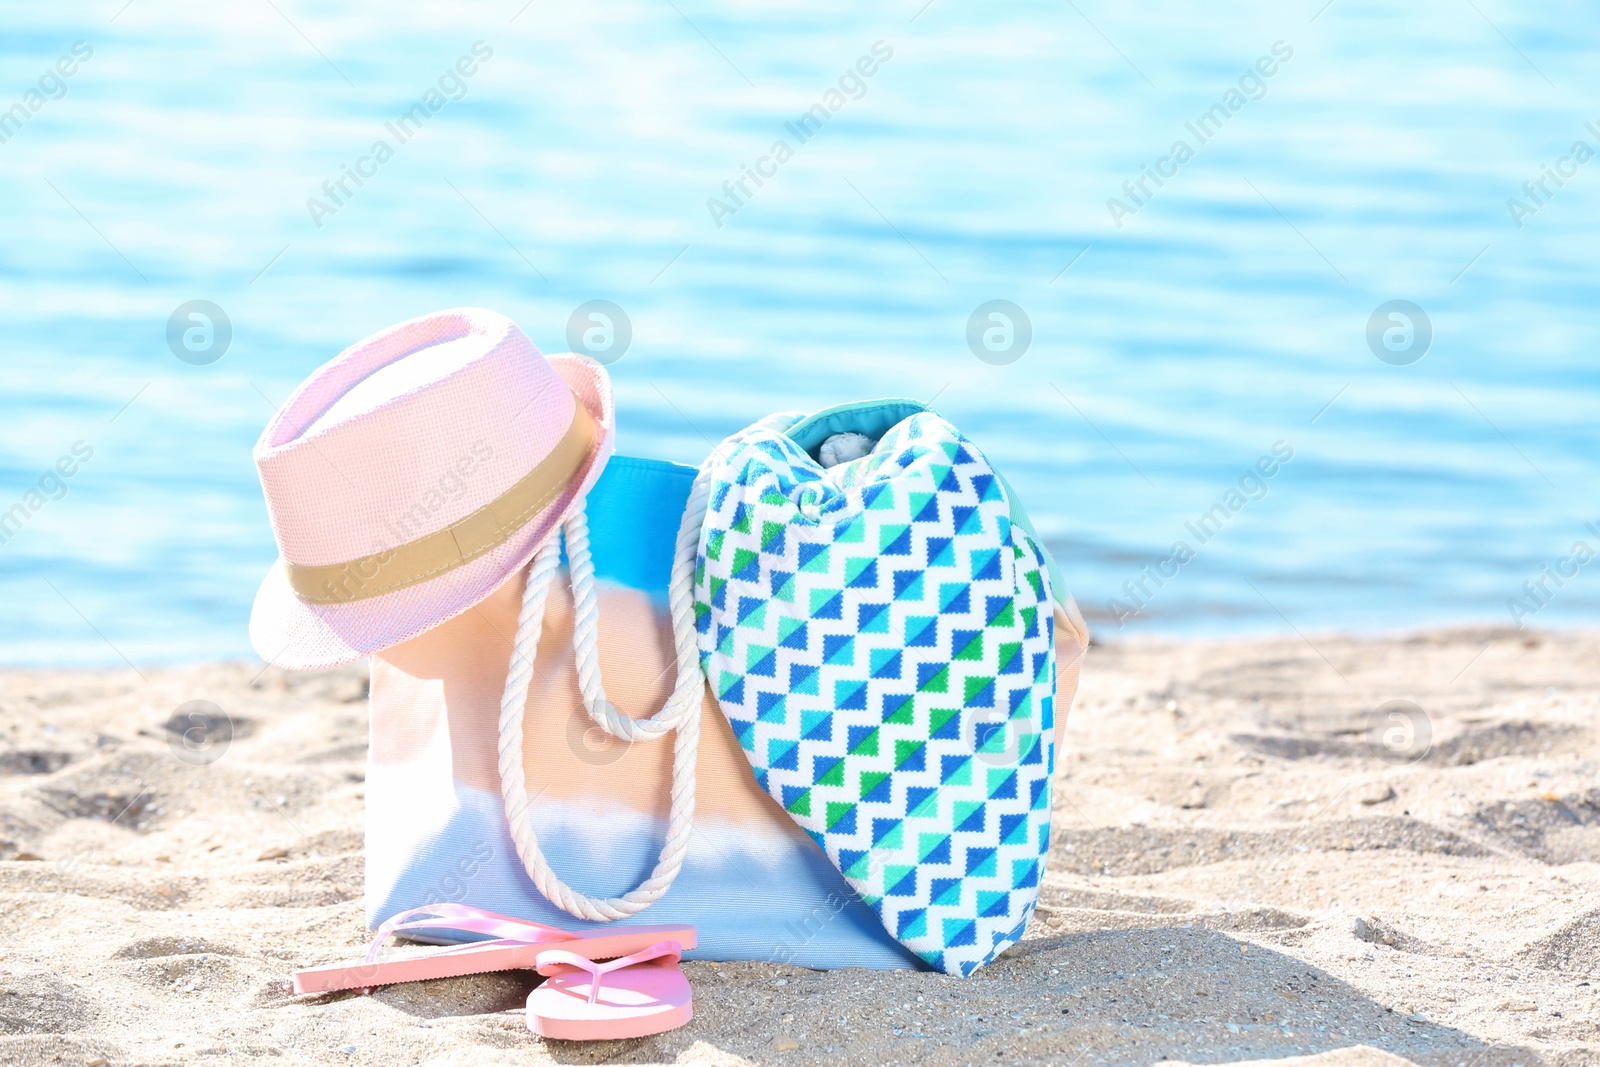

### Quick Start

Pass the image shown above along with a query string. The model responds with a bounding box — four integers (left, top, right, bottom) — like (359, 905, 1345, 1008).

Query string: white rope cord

(494, 462, 716, 921)
(564, 507, 700, 741)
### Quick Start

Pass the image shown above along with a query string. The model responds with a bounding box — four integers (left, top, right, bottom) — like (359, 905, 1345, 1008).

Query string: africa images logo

(1106, 41, 1294, 228)
(0, 41, 93, 148)
(306, 42, 494, 228)
(705, 41, 894, 228)
(1505, 118, 1600, 229)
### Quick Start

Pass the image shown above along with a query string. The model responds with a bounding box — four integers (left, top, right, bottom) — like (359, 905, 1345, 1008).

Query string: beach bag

(365, 405, 1086, 974)
(365, 454, 923, 969)
(694, 400, 1073, 975)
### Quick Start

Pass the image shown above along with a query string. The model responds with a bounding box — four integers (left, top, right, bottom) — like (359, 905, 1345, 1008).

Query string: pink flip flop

(292, 904, 697, 994)
(527, 940, 693, 1040)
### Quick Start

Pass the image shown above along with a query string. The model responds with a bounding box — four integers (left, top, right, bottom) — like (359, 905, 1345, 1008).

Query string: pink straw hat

(249, 307, 615, 670)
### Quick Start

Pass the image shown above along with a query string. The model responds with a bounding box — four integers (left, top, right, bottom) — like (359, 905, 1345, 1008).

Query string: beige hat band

(284, 399, 597, 604)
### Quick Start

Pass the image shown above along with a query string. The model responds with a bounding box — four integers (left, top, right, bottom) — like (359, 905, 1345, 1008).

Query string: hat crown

(255, 308, 576, 568)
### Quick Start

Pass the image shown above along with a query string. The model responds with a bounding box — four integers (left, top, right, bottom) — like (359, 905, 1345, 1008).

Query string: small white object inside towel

(818, 432, 874, 468)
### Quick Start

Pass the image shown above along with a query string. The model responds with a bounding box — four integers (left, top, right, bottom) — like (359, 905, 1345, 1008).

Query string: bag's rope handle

(564, 505, 703, 740)
(494, 461, 716, 922)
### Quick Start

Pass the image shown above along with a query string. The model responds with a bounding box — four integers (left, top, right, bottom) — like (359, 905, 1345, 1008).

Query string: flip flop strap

(535, 940, 684, 1004)
(364, 904, 576, 963)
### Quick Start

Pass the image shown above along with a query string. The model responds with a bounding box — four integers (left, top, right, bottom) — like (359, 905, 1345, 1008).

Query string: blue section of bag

(558, 456, 697, 609)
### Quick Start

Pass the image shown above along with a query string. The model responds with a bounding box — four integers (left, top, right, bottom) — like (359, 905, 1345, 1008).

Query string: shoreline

(1, 626, 1595, 1065)
(6, 619, 1587, 674)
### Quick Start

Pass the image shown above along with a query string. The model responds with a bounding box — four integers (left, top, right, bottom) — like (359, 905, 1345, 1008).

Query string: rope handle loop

(494, 456, 719, 921)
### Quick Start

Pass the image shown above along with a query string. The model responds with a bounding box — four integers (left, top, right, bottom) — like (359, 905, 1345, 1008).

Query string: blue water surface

(1, 0, 1597, 665)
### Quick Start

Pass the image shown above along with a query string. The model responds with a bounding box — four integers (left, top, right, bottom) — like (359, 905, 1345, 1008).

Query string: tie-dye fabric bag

(694, 400, 1081, 975)
(366, 453, 922, 969)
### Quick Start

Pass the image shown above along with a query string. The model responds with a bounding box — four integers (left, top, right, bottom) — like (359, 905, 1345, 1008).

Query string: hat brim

(248, 355, 615, 671)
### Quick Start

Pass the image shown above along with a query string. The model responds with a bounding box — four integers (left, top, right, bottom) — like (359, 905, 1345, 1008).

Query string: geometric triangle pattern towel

(693, 412, 1055, 975)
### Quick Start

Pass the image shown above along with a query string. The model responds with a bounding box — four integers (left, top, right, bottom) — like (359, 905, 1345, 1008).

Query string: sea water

(0, 0, 1595, 665)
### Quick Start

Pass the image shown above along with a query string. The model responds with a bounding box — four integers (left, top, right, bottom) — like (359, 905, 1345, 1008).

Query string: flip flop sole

(293, 925, 697, 994)
(526, 962, 693, 1041)
(529, 999, 693, 1041)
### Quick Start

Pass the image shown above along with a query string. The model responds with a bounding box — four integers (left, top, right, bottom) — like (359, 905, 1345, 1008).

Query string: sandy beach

(1, 626, 1595, 1066)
